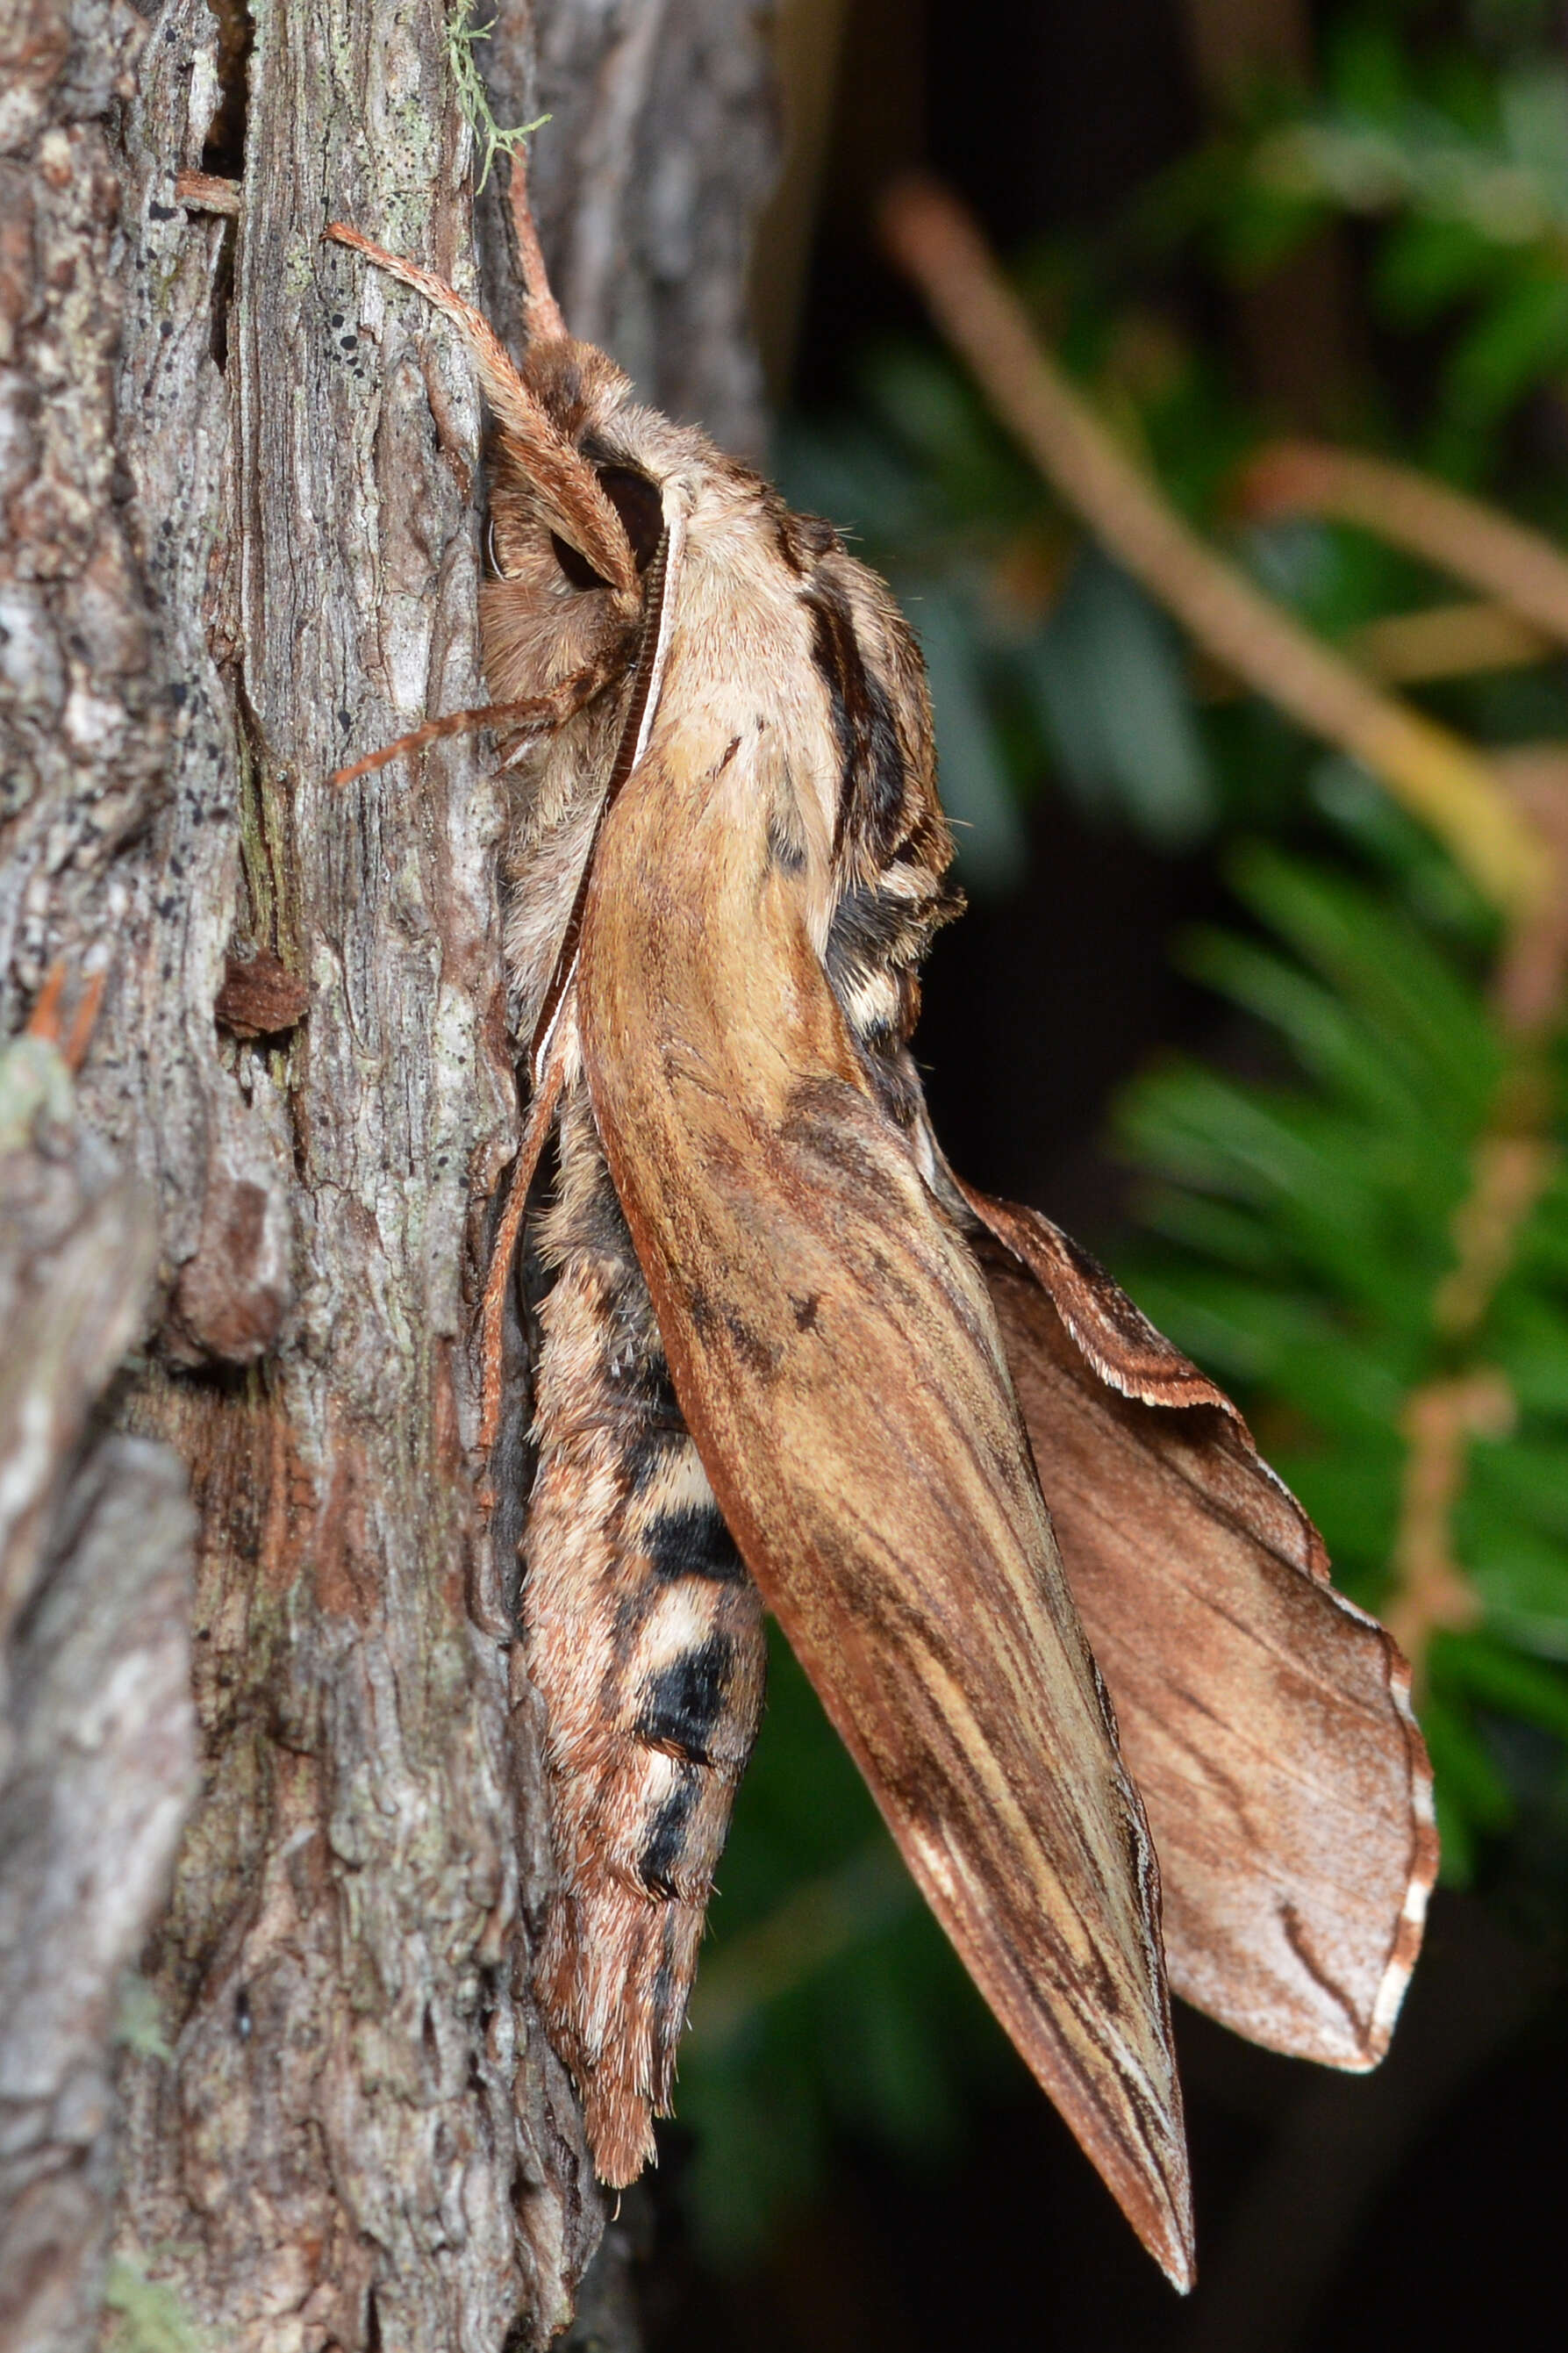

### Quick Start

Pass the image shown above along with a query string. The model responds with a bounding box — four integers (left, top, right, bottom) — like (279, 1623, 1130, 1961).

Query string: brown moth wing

(577, 732, 1196, 2289)
(963, 1186, 1437, 2071)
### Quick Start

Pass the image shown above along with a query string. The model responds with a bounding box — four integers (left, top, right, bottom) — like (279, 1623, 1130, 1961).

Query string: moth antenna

(323, 222, 636, 593)
(528, 506, 688, 1082)
(478, 1028, 569, 1473)
(507, 146, 567, 345)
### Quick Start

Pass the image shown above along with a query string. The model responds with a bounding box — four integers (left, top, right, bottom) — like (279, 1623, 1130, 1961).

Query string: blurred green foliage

(1114, 778, 1568, 1899)
(1148, 0, 1568, 485)
(676, 0, 1568, 2260)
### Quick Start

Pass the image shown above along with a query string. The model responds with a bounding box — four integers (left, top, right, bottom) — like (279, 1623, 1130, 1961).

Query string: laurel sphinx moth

(324, 194, 1436, 2291)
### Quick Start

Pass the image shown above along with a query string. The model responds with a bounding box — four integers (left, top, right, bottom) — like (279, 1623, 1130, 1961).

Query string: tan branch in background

(1386, 1124, 1557, 1680)
(1491, 747, 1568, 1034)
(878, 176, 1550, 922)
(1393, 753, 1568, 1675)
(1191, 600, 1555, 703)
(1385, 1374, 1509, 1675)
(1384, 1070, 1561, 1681)
(1237, 441, 1568, 654)
(877, 176, 1568, 1694)
(1350, 601, 1555, 688)
(1436, 1137, 1557, 1339)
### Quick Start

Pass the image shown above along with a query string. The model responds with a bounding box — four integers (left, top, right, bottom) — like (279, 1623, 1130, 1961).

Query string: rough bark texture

(0, 3, 777, 2349)
(484, 0, 774, 459)
(0, 1032, 197, 2353)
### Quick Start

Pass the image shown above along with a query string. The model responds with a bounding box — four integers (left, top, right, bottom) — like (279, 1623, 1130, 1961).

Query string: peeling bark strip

(0, 0, 168, 1017)
(2, 1, 777, 2347)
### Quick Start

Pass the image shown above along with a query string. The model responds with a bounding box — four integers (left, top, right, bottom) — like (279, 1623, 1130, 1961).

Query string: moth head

(324, 222, 647, 621)
(483, 418, 667, 704)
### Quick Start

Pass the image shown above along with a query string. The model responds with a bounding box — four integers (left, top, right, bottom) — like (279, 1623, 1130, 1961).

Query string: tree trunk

(0, 4, 776, 2349)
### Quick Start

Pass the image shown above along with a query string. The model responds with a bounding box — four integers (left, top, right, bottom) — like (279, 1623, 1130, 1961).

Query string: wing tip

(1134, 2177, 1198, 2296)
(1163, 2242, 1199, 2299)
(969, 1173, 1443, 2075)
(1264, 1613, 1440, 2077)
(898, 1818, 1199, 2295)
(1297, 1618, 1438, 2074)
(1053, 2073, 1195, 2291)
(1364, 1626, 1441, 2062)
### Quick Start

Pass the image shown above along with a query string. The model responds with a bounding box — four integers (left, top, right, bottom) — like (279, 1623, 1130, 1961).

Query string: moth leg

(330, 640, 633, 786)
(523, 1083, 767, 2183)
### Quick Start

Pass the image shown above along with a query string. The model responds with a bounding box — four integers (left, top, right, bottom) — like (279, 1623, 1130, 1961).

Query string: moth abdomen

(634, 1632, 745, 1769)
(632, 1772, 701, 1898)
(639, 1500, 748, 1578)
(525, 1101, 764, 2180)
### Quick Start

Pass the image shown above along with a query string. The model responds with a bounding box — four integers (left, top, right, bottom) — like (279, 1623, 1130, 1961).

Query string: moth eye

(597, 465, 663, 573)
(550, 532, 612, 592)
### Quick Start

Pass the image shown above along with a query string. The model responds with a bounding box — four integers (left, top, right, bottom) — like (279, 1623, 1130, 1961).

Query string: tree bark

(0, 4, 777, 2349)
(0, 1027, 197, 2353)
(485, 0, 774, 460)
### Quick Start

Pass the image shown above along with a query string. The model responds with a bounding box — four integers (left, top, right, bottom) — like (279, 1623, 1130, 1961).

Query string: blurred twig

(1493, 748, 1568, 1035)
(879, 175, 1568, 1694)
(878, 176, 1550, 921)
(1386, 1374, 1505, 1670)
(1350, 602, 1555, 686)
(1237, 441, 1568, 652)
(1389, 754, 1568, 1680)
(1191, 602, 1554, 702)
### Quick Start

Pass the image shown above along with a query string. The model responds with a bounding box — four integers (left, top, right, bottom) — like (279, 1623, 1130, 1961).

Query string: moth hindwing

(326, 207, 1436, 2292)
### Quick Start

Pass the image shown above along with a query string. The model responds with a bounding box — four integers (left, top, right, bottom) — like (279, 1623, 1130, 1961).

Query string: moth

(325, 183, 1436, 2290)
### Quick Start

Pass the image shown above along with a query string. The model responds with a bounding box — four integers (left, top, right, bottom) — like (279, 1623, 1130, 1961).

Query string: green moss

(113, 1973, 173, 2063)
(103, 2259, 207, 2353)
(444, 2, 548, 191)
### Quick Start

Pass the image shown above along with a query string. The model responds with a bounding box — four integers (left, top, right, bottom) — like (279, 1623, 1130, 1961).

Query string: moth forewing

(576, 721, 1195, 2285)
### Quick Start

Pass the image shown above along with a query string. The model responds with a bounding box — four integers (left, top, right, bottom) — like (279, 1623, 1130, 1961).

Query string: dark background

(640, 4, 1568, 2343)
(790, 0, 1261, 1235)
